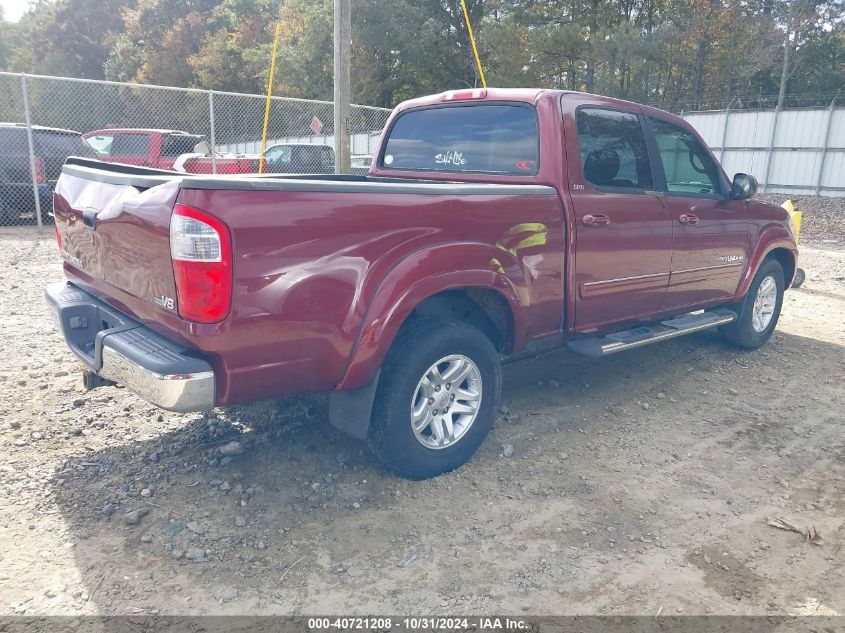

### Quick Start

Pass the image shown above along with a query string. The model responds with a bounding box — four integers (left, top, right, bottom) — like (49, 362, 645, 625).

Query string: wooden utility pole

(333, 0, 351, 174)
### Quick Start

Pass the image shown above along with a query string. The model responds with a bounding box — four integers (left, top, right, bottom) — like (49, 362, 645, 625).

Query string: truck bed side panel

(175, 185, 565, 403)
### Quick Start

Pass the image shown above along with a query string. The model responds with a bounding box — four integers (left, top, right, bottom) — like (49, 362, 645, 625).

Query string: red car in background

(82, 128, 254, 174)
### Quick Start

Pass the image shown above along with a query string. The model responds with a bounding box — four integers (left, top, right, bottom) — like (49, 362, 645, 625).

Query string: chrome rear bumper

(45, 282, 215, 412)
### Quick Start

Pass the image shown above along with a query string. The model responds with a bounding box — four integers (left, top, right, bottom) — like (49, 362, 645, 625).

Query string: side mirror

(731, 173, 758, 200)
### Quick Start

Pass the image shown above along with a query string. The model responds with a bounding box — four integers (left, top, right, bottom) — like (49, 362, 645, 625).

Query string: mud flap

(328, 371, 380, 440)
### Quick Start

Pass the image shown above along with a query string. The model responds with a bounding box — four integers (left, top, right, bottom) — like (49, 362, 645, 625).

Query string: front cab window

(576, 108, 654, 191)
(647, 116, 722, 196)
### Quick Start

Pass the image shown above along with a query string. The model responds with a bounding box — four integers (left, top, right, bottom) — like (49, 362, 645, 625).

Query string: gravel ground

(758, 194, 845, 249)
(0, 197, 843, 617)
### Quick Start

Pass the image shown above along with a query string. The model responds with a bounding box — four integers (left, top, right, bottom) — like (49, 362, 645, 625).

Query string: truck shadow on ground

(46, 328, 845, 614)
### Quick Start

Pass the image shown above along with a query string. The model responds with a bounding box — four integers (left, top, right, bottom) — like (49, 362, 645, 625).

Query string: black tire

(721, 258, 784, 349)
(791, 268, 806, 288)
(367, 318, 501, 480)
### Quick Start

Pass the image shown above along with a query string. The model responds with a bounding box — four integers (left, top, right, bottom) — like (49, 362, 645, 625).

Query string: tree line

(1, 0, 843, 111)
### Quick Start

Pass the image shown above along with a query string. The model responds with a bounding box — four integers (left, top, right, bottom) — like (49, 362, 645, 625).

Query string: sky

(0, 0, 32, 22)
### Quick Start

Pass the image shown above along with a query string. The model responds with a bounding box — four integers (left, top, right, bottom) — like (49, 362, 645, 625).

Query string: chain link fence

(2, 72, 842, 229)
(0, 72, 392, 228)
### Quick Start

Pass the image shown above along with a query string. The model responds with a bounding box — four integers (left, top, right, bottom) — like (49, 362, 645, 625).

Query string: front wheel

(367, 318, 501, 480)
(721, 258, 784, 349)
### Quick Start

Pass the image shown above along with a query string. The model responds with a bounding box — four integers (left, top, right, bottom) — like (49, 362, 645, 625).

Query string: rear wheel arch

(338, 273, 524, 391)
(406, 287, 514, 354)
(329, 284, 517, 445)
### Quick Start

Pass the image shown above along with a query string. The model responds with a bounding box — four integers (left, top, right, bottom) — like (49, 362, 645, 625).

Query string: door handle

(582, 213, 611, 227)
(679, 213, 700, 225)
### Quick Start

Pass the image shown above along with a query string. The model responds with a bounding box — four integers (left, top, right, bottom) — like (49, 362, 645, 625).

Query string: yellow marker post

(259, 23, 282, 174)
(459, 0, 486, 88)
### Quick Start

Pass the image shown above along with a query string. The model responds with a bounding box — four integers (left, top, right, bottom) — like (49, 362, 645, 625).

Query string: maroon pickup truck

(47, 88, 798, 479)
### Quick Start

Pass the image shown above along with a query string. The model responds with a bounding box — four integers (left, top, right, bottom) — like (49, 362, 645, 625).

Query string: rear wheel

(721, 258, 784, 349)
(367, 318, 501, 480)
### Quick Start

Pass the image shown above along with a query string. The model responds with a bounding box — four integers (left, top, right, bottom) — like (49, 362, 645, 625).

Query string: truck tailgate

(53, 161, 181, 325)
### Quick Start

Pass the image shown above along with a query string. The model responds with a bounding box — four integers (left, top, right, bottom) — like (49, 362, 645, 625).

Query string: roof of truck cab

(395, 88, 548, 111)
(393, 88, 675, 119)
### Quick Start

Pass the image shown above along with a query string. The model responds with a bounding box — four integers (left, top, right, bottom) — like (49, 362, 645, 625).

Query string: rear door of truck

(562, 98, 673, 331)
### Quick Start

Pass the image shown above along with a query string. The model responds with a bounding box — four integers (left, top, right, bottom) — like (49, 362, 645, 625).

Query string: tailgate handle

(82, 207, 98, 229)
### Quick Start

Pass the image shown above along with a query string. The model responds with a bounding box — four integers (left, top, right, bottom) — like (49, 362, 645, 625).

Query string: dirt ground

(0, 197, 843, 618)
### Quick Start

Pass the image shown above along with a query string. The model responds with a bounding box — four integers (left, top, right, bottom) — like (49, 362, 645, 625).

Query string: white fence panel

(684, 111, 727, 145)
(821, 151, 845, 190)
(683, 102, 843, 196)
(775, 109, 827, 147)
(828, 109, 845, 147)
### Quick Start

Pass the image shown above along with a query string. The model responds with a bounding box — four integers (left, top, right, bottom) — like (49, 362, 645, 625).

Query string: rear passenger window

(110, 134, 151, 156)
(161, 135, 201, 156)
(576, 108, 653, 190)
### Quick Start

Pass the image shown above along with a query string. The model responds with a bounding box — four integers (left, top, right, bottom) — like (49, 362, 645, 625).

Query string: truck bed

(61, 157, 554, 194)
(53, 157, 566, 405)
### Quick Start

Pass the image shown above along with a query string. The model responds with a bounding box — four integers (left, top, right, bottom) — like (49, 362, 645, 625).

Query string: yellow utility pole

(259, 23, 282, 174)
(460, 0, 486, 88)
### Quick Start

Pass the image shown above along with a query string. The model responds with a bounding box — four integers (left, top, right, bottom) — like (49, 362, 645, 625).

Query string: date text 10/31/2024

(307, 617, 530, 630)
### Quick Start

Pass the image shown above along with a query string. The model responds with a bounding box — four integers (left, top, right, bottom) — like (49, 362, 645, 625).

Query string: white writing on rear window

(435, 151, 467, 166)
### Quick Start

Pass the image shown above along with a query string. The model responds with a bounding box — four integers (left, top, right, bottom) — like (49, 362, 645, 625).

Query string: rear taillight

(33, 157, 44, 183)
(170, 203, 232, 323)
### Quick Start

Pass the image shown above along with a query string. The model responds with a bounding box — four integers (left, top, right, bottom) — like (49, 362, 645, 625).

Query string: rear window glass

(161, 134, 202, 156)
(111, 134, 151, 156)
(265, 145, 293, 164)
(380, 104, 539, 175)
(36, 131, 95, 158)
(85, 134, 113, 154)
